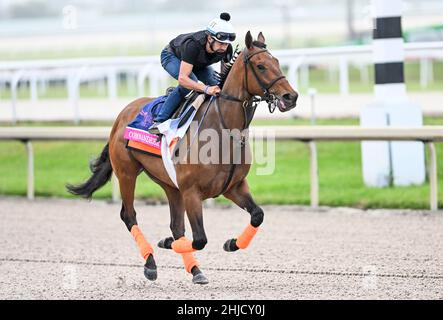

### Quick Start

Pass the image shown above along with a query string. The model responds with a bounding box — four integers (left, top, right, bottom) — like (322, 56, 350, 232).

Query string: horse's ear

(245, 31, 253, 49)
(257, 32, 266, 44)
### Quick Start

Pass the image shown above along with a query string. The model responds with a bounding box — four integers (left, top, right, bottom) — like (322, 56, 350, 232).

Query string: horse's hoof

(223, 238, 239, 252)
(192, 273, 209, 285)
(158, 237, 174, 249)
(144, 266, 157, 281)
(144, 254, 157, 281)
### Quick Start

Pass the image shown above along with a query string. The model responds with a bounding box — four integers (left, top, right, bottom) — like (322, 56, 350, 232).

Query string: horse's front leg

(223, 179, 264, 252)
(169, 188, 208, 253)
(184, 189, 208, 250)
(157, 185, 208, 284)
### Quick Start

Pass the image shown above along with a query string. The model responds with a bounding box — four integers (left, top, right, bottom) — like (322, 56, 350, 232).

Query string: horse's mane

(216, 42, 266, 89)
(216, 45, 241, 89)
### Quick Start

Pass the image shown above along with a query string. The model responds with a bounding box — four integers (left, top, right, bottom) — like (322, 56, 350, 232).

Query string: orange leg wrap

(236, 224, 259, 249)
(181, 253, 199, 273)
(171, 237, 196, 253)
(130, 225, 154, 260)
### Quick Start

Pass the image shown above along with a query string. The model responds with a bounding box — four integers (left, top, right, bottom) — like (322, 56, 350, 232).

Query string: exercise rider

(148, 12, 236, 134)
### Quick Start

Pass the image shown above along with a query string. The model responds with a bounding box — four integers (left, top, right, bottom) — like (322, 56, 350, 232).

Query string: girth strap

(214, 98, 249, 196)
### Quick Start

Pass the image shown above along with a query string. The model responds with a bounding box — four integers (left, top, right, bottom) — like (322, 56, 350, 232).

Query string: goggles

(213, 32, 236, 42)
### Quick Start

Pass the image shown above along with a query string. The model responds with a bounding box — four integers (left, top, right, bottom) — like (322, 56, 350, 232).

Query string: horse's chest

(176, 162, 250, 197)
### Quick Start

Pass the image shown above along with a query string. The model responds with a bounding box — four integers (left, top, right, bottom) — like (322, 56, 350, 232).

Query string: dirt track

(0, 197, 442, 300)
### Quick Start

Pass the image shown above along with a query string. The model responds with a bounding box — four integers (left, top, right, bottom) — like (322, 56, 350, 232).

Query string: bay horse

(67, 31, 298, 284)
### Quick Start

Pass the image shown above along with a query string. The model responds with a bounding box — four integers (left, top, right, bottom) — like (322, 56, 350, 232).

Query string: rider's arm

(178, 61, 207, 92)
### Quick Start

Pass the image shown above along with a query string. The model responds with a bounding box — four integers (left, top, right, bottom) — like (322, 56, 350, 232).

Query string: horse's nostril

(283, 93, 297, 104)
(282, 93, 292, 101)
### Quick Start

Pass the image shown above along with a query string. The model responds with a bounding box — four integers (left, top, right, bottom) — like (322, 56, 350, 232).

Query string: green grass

(244, 140, 441, 209)
(0, 141, 166, 201)
(0, 117, 442, 209)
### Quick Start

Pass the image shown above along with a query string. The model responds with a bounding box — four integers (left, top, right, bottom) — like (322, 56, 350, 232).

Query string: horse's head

(243, 31, 298, 112)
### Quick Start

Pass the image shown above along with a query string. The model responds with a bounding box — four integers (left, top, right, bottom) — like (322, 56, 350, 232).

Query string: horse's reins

(214, 48, 287, 195)
(243, 48, 286, 114)
(217, 48, 286, 126)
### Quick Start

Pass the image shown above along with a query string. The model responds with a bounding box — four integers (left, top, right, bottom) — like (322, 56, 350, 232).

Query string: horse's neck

(222, 54, 250, 103)
(215, 57, 253, 130)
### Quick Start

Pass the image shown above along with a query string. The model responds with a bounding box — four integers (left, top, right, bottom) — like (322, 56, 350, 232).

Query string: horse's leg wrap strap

(172, 237, 196, 253)
(130, 225, 154, 260)
(236, 224, 258, 249)
(181, 252, 199, 273)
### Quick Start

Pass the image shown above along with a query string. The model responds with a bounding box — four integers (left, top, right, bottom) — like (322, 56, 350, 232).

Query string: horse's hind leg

(223, 179, 264, 252)
(158, 186, 208, 284)
(114, 164, 157, 281)
(157, 185, 185, 244)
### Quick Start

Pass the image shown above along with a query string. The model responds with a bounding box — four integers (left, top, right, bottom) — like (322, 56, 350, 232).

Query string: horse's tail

(66, 143, 113, 199)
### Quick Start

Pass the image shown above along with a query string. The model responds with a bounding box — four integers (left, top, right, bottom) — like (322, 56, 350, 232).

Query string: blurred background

(1, 0, 442, 113)
(1, 0, 443, 57)
(0, 0, 442, 208)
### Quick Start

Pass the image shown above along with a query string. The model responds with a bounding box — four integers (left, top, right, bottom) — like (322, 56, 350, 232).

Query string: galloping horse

(67, 31, 298, 284)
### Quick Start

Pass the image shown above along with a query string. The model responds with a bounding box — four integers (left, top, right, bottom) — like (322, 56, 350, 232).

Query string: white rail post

(38, 77, 47, 96)
(420, 58, 433, 89)
(339, 56, 349, 95)
(420, 58, 427, 89)
(67, 71, 79, 125)
(11, 70, 24, 124)
(30, 71, 38, 102)
(288, 60, 300, 90)
(428, 142, 438, 210)
(359, 63, 369, 84)
(308, 88, 319, 208)
(68, 67, 86, 125)
(26, 140, 34, 200)
(107, 67, 117, 100)
(137, 64, 152, 97)
(300, 63, 310, 89)
(309, 141, 319, 208)
(308, 88, 317, 124)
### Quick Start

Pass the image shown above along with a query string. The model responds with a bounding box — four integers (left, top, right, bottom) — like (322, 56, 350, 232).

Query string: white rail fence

(0, 126, 441, 210)
(0, 42, 442, 124)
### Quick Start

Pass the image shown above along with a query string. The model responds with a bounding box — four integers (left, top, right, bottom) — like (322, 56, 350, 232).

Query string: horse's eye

(257, 64, 266, 71)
